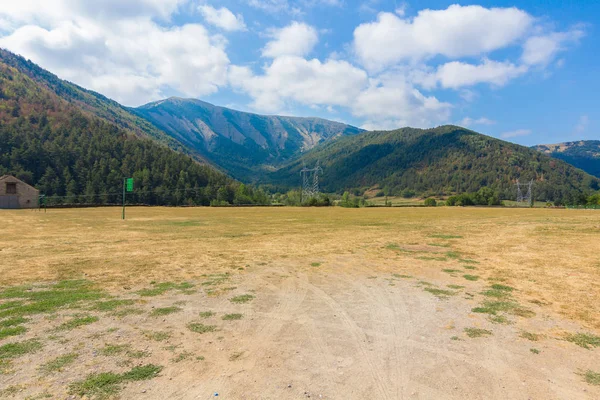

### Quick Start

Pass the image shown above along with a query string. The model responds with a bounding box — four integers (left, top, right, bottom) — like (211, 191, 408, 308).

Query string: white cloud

(460, 117, 496, 127)
(354, 5, 533, 71)
(262, 22, 318, 58)
(501, 129, 532, 139)
(199, 5, 246, 32)
(522, 27, 585, 66)
(229, 56, 368, 112)
(0, 0, 229, 106)
(434, 59, 528, 89)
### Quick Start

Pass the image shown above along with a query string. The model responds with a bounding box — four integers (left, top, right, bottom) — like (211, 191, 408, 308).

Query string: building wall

(0, 176, 39, 209)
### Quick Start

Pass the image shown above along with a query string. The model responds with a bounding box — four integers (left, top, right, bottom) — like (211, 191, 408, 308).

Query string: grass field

(1, 207, 599, 399)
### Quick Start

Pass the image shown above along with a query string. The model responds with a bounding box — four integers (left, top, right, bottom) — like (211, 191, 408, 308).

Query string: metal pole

(122, 178, 126, 220)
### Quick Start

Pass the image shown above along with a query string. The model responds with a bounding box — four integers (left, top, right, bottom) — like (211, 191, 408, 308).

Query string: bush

(424, 198, 437, 207)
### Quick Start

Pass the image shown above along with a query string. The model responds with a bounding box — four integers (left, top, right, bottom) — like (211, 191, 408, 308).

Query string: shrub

(424, 198, 437, 207)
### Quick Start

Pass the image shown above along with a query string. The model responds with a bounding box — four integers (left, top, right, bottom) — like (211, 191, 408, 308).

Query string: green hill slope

(0, 49, 241, 206)
(534, 141, 600, 178)
(265, 126, 599, 202)
(133, 97, 363, 180)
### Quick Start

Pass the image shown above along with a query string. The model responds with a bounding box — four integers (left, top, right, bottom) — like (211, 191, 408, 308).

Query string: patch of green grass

(530, 348, 540, 354)
(392, 274, 412, 279)
(481, 285, 514, 298)
(521, 331, 541, 341)
(417, 256, 448, 261)
(39, 353, 78, 373)
(472, 300, 534, 318)
(424, 287, 456, 298)
(55, 315, 99, 331)
(564, 332, 600, 349)
(447, 285, 465, 289)
(0, 325, 27, 339)
(187, 323, 217, 334)
(0, 280, 106, 320)
(150, 306, 182, 317)
(196, 356, 205, 361)
(229, 351, 244, 361)
(428, 242, 451, 248)
(464, 327, 492, 338)
(0, 316, 28, 327)
(446, 251, 461, 259)
(417, 281, 434, 287)
(91, 299, 135, 312)
(459, 259, 479, 264)
(442, 269, 461, 274)
(0, 339, 42, 359)
(100, 344, 130, 356)
(143, 331, 171, 341)
(490, 284, 514, 292)
(172, 352, 192, 363)
(137, 282, 195, 297)
(463, 265, 477, 270)
(111, 308, 144, 318)
(429, 234, 463, 239)
(127, 349, 150, 359)
(581, 370, 600, 386)
(199, 311, 215, 318)
(450, 336, 462, 341)
(200, 273, 231, 287)
(311, 262, 321, 267)
(222, 313, 243, 321)
(463, 274, 480, 281)
(70, 364, 162, 398)
(230, 294, 255, 304)
(489, 315, 512, 324)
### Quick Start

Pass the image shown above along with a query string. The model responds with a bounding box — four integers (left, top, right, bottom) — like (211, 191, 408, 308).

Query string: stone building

(0, 175, 39, 209)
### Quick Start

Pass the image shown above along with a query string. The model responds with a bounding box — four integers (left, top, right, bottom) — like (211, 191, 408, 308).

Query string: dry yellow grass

(1, 206, 599, 329)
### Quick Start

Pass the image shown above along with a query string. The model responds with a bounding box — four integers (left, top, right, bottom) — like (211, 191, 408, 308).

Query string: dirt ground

(1, 207, 599, 399)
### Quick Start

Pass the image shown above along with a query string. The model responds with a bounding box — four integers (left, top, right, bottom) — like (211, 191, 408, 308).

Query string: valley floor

(1, 207, 599, 399)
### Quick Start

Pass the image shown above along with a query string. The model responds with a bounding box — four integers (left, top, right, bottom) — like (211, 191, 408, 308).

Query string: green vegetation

(0, 280, 105, 319)
(0, 339, 42, 359)
(137, 282, 194, 297)
(424, 198, 437, 207)
(565, 332, 600, 349)
(91, 300, 135, 312)
(520, 331, 541, 341)
(39, 353, 78, 373)
(430, 234, 463, 239)
(535, 141, 600, 179)
(463, 274, 480, 281)
(55, 315, 99, 331)
(0, 325, 26, 339)
(311, 262, 322, 267)
(446, 188, 502, 206)
(230, 294, 255, 304)
(423, 287, 455, 298)
(0, 316, 28, 327)
(222, 313, 243, 321)
(69, 364, 162, 398)
(172, 352, 192, 363)
(99, 344, 130, 356)
(442, 269, 461, 274)
(464, 328, 492, 338)
(581, 370, 600, 386)
(447, 285, 465, 289)
(187, 323, 217, 334)
(199, 311, 215, 318)
(143, 331, 171, 342)
(150, 306, 182, 317)
(530, 348, 540, 355)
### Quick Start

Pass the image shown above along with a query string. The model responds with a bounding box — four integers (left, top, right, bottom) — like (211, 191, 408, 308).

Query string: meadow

(1, 207, 599, 399)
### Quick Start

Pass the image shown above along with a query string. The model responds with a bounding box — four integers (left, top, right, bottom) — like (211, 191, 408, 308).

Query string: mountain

(132, 97, 363, 180)
(264, 126, 599, 202)
(0, 48, 269, 206)
(534, 141, 600, 178)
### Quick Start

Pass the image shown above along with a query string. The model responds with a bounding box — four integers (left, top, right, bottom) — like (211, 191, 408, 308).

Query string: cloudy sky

(0, 0, 597, 145)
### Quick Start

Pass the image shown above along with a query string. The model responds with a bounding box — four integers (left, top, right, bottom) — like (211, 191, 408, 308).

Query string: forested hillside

(265, 126, 600, 203)
(534, 141, 600, 178)
(0, 49, 268, 206)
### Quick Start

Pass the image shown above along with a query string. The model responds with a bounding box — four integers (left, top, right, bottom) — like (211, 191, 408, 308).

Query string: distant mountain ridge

(534, 141, 600, 178)
(264, 126, 599, 202)
(133, 97, 363, 180)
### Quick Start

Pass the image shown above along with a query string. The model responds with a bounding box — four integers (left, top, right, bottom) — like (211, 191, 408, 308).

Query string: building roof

(0, 175, 39, 191)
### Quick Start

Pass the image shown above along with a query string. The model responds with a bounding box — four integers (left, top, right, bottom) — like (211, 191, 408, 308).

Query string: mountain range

(0, 48, 598, 204)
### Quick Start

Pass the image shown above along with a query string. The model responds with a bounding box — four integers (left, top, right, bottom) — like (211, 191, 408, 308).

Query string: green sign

(126, 178, 134, 192)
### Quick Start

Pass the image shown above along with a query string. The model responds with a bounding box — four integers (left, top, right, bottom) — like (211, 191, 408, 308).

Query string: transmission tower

(516, 180, 523, 203)
(525, 180, 534, 206)
(515, 179, 534, 205)
(300, 161, 323, 202)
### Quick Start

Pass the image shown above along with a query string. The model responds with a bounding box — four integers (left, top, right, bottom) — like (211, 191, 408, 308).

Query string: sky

(0, 0, 598, 146)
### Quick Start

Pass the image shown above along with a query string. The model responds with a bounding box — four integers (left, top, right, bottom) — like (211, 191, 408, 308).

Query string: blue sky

(0, 0, 597, 146)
